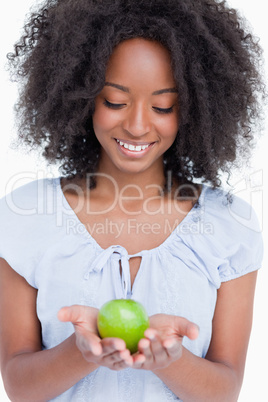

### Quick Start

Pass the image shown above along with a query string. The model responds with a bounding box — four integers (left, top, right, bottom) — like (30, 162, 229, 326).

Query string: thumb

(174, 317, 199, 340)
(58, 305, 102, 356)
(57, 305, 89, 325)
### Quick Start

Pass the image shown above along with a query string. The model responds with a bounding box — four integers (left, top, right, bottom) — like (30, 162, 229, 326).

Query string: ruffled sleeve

(0, 179, 58, 288)
(214, 190, 263, 282)
(189, 187, 263, 286)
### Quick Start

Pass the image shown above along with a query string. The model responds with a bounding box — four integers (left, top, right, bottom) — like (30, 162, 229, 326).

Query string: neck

(93, 157, 166, 199)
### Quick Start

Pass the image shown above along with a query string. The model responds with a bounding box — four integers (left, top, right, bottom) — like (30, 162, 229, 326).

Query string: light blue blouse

(0, 178, 263, 401)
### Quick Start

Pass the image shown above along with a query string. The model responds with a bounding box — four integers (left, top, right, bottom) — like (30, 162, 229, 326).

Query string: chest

(62, 187, 196, 287)
(82, 213, 185, 286)
(90, 206, 199, 281)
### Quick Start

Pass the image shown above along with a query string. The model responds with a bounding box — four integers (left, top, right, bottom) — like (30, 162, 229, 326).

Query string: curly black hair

(8, 0, 266, 188)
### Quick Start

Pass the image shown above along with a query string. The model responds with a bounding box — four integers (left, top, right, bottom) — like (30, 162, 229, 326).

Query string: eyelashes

(103, 100, 174, 114)
(153, 106, 174, 114)
(103, 100, 125, 109)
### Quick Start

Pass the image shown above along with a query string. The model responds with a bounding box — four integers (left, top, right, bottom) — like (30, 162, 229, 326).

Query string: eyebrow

(105, 82, 130, 93)
(104, 82, 177, 95)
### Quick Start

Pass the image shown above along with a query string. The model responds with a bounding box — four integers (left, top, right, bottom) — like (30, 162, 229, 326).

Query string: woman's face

(93, 38, 179, 176)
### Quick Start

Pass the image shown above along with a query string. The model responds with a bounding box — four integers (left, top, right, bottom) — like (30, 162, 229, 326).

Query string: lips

(114, 138, 155, 158)
(116, 139, 151, 152)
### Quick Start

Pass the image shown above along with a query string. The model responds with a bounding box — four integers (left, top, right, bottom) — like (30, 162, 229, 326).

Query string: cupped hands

(58, 305, 199, 372)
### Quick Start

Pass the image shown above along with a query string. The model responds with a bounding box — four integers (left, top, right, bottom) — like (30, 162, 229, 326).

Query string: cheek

(157, 116, 179, 142)
(92, 106, 119, 136)
(92, 108, 108, 134)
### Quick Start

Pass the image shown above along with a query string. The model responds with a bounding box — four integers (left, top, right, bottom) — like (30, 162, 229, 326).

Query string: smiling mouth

(115, 138, 154, 152)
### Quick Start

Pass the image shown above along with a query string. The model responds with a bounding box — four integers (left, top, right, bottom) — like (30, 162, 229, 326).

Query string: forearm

(153, 347, 240, 402)
(3, 333, 98, 402)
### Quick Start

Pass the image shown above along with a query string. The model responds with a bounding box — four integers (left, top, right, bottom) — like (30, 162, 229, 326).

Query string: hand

(132, 314, 199, 370)
(58, 305, 133, 371)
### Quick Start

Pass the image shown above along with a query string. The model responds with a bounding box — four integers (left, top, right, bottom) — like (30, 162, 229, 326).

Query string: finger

(104, 349, 132, 365)
(185, 322, 199, 340)
(132, 353, 146, 369)
(133, 338, 152, 369)
(138, 338, 152, 360)
(58, 306, 102, 357)
(146, 331, 168, 363)
(100, 348, 133, 370)
(77, 332, 102, 356)
(172, 317, 199, 340)
(57, 305, 89, 324)
(163, 338, 182, 359)
(101, 337, 127, 354)
(112, 351, 134, 370)
(118, 349, 133, 364)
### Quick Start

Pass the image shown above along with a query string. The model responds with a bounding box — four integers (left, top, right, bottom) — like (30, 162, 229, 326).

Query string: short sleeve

(176, 186, 264, 289)
(216, 192, 263, 282)
(0, 179, 57, 288)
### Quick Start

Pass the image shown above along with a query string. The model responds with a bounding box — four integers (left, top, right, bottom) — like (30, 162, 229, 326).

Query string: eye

(103, 100, 126, 109)
(153, 106, 174, 114)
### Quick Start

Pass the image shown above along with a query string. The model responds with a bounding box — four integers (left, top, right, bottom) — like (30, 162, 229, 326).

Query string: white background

(0, 1, 267, 400)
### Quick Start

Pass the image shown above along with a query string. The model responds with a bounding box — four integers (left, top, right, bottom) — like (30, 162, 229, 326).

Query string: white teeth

(116, 139, 150, 152)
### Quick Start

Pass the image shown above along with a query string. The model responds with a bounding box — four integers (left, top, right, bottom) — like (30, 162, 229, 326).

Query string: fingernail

(146, 332, 155, 341)
(134, 357, 145, 367)
(92, 346, 102, 356)
(166, 341, 176, 349)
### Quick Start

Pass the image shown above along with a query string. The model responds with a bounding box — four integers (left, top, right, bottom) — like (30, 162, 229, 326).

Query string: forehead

(105, 38, 176, 87)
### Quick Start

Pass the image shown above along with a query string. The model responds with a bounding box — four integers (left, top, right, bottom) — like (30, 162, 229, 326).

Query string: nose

(122, 103, 151, 137)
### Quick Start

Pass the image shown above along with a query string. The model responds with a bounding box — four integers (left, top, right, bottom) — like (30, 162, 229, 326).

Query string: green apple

(97, 299, 149, 354)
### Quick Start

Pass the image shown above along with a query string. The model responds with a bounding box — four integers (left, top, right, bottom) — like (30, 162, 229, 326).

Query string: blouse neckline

(55, 176, 206, 255)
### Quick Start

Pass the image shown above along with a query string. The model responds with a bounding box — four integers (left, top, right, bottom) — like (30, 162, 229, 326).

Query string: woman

(0, 0, 265, 401)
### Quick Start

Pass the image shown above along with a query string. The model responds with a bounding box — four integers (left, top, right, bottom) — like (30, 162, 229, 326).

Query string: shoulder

(201, 185, 261, 234)
(0, 179, 61, 249)
(0, 177, 59, 216)
(0, 175, 61, 232)
(0, 176, 63, 246)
